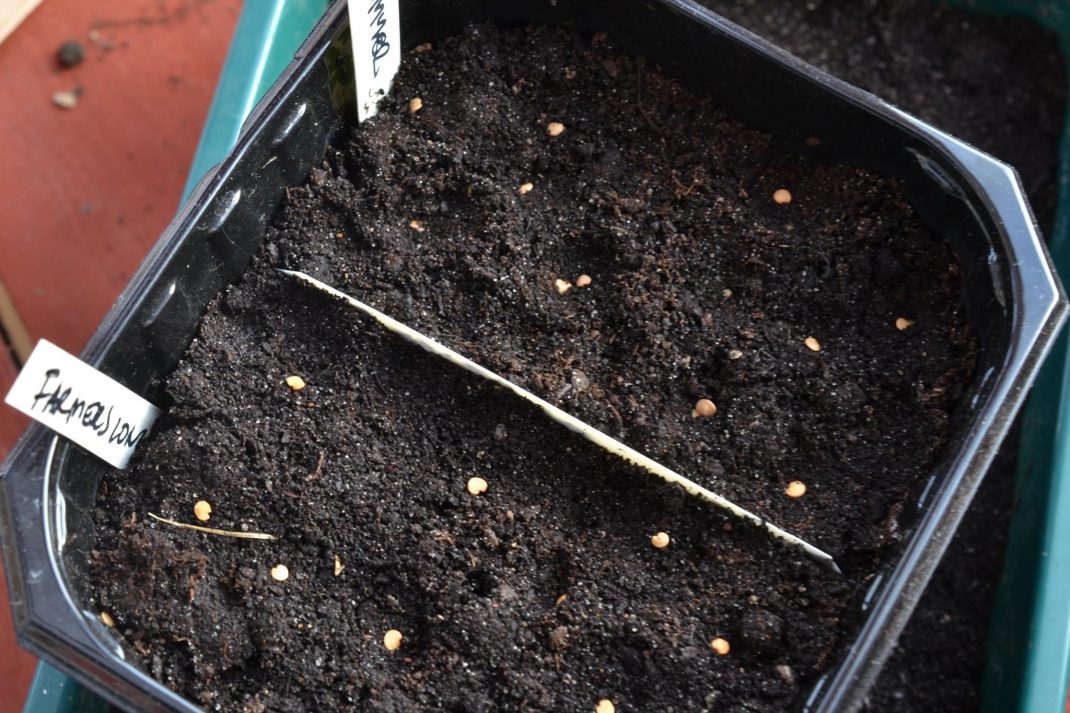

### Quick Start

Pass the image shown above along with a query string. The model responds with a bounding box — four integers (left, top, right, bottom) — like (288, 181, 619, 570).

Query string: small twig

(306, 451, 325, 481)
(148, 513, 278, 540)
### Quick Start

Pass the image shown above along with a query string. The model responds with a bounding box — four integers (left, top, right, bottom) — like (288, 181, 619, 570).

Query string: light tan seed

(554, 278, 572, 294)
(710, 637, 731, 655)
(334, 555, 344, 576)
(270, 564, 290, 582)
(651, 531, 670, 549)
(895, 317, 914, 331)
(728, 349, 743, 360)
(805, 136, 822, 147)
(285, 375, 306, 391)
(575, 274, 592, 288)
(467, 476, 488, 496)
(383, 629, 403, 651)
(547, 121, 566, 137)
(99, 611, 115, 627)
(692, 399, 717, 418)
(785, 481, 807, 498)
(773, 188, 793, 205)
(409, 97, 423, 113)
(595, 699, 615, 713)
(518, 182, 534, 195)
(193, 500, 212, 522)
(722, 288, 733, 298)
(556, 594, 568, 606)
(409, 219, 426, 232)
(564, 67, 577, 80)
(804, 337, 821, 352)
(414, 42, 433, 54)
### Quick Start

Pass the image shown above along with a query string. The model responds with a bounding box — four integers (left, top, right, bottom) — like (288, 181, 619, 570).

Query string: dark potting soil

(689, 2, 1066, 711)
(90, 21, 983, 713)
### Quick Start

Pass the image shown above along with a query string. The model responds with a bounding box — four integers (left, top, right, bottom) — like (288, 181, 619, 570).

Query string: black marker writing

(367, 0, 390, 78)
(31, 368, 151, 449)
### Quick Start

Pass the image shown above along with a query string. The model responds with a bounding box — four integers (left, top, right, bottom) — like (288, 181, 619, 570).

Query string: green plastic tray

(19, 1, 1070, 711)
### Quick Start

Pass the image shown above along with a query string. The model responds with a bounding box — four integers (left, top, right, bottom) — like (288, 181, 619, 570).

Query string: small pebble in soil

(383, 629, 403, 651)
(785, 481, 807, 498)
(467, 476, 488, 495)
(334, 555, 344, 576)
(773, 188, 793, 205)
(650, 531, 671, 549)
(547, 121, 566, 137)
(575, 274, 592, 288)
(99, 611, 115, 627)
(775, 664, 797, 686)
(57, 40, 85, 68)
(710, 637, 731, 655)
(692, 398, 717, 418)
(896, 317, 914, 331)
(409, 97, 423, 113)
(52, 89, 79, 109)
(270, 564, 290, 582)
(804, 336, 822, 352)
(728, 349, 743, 360)
(595, 699, 615, 713)
(554, 278, 572, 294)
(409, 219, 426, 232)
(518, 182, 534, 195)
(285, 375, 306, 391)
(192, 500, 212, 522)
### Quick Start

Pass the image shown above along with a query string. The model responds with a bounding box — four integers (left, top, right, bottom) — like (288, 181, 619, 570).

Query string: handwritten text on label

(4, 340, 162, 469)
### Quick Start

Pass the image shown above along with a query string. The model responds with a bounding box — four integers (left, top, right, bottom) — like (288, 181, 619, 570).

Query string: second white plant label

(349, 0, 402, 122)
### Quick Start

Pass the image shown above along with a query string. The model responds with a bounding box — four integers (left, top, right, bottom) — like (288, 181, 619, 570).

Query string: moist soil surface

(89, 14, 1025, 713)
(690, 2, 1066, 710)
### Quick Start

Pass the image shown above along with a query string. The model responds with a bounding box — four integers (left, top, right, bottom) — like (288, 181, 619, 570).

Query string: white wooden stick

(280, 269, 841, 574)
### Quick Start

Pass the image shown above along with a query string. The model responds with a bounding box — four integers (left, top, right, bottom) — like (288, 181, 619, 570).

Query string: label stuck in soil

(348, 0, 401, 122)
(4, 340, 161, 469)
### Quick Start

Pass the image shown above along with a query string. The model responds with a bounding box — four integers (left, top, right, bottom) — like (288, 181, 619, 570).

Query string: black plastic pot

(1, 1, 1064, 711)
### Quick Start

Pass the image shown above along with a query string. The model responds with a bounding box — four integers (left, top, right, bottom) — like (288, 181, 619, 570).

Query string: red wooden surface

(0, 1, 241, 709)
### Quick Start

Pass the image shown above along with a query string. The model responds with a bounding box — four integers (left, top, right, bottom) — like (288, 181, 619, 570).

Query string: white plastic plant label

(4, 339, 161, 469)
(348, 0, 401, 122)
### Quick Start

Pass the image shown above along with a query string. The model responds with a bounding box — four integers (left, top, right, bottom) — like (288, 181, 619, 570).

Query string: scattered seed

(785, 480, 807, 498)
(52, 90, 79, 110)
(595, 699, 615, 713)
(651, 531, 671, 549)
(270, 564, 290, 582)
(409, 219, 426, 232)
(728, 349, 743, 360)
(285, 375, 306, 391)
(692, 398, 717, 418)
(575, 274, 592, 288)
(554, 278, 572, 294)
(804, 337, 821, 352)
(409, 97, 423, 113)
(467, 476, 488, 496)
(383, 629, 403, 651)
(805, 136, 822, 147)
(413, 42, 433, 54)
(334, 555, 344, 576)
(556, 594, 568, 606)
(518, 182, 534, 195)
(895, 317, 914, 331)
(772, 188, 793, 205)
(564, 67, 577, 80)
(99, 611, 115, 627)
(722, 288, 733, 298)
(193, 500, 212, 522)
(547, 121, 566, 137)
(710, 637, 731, 655)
